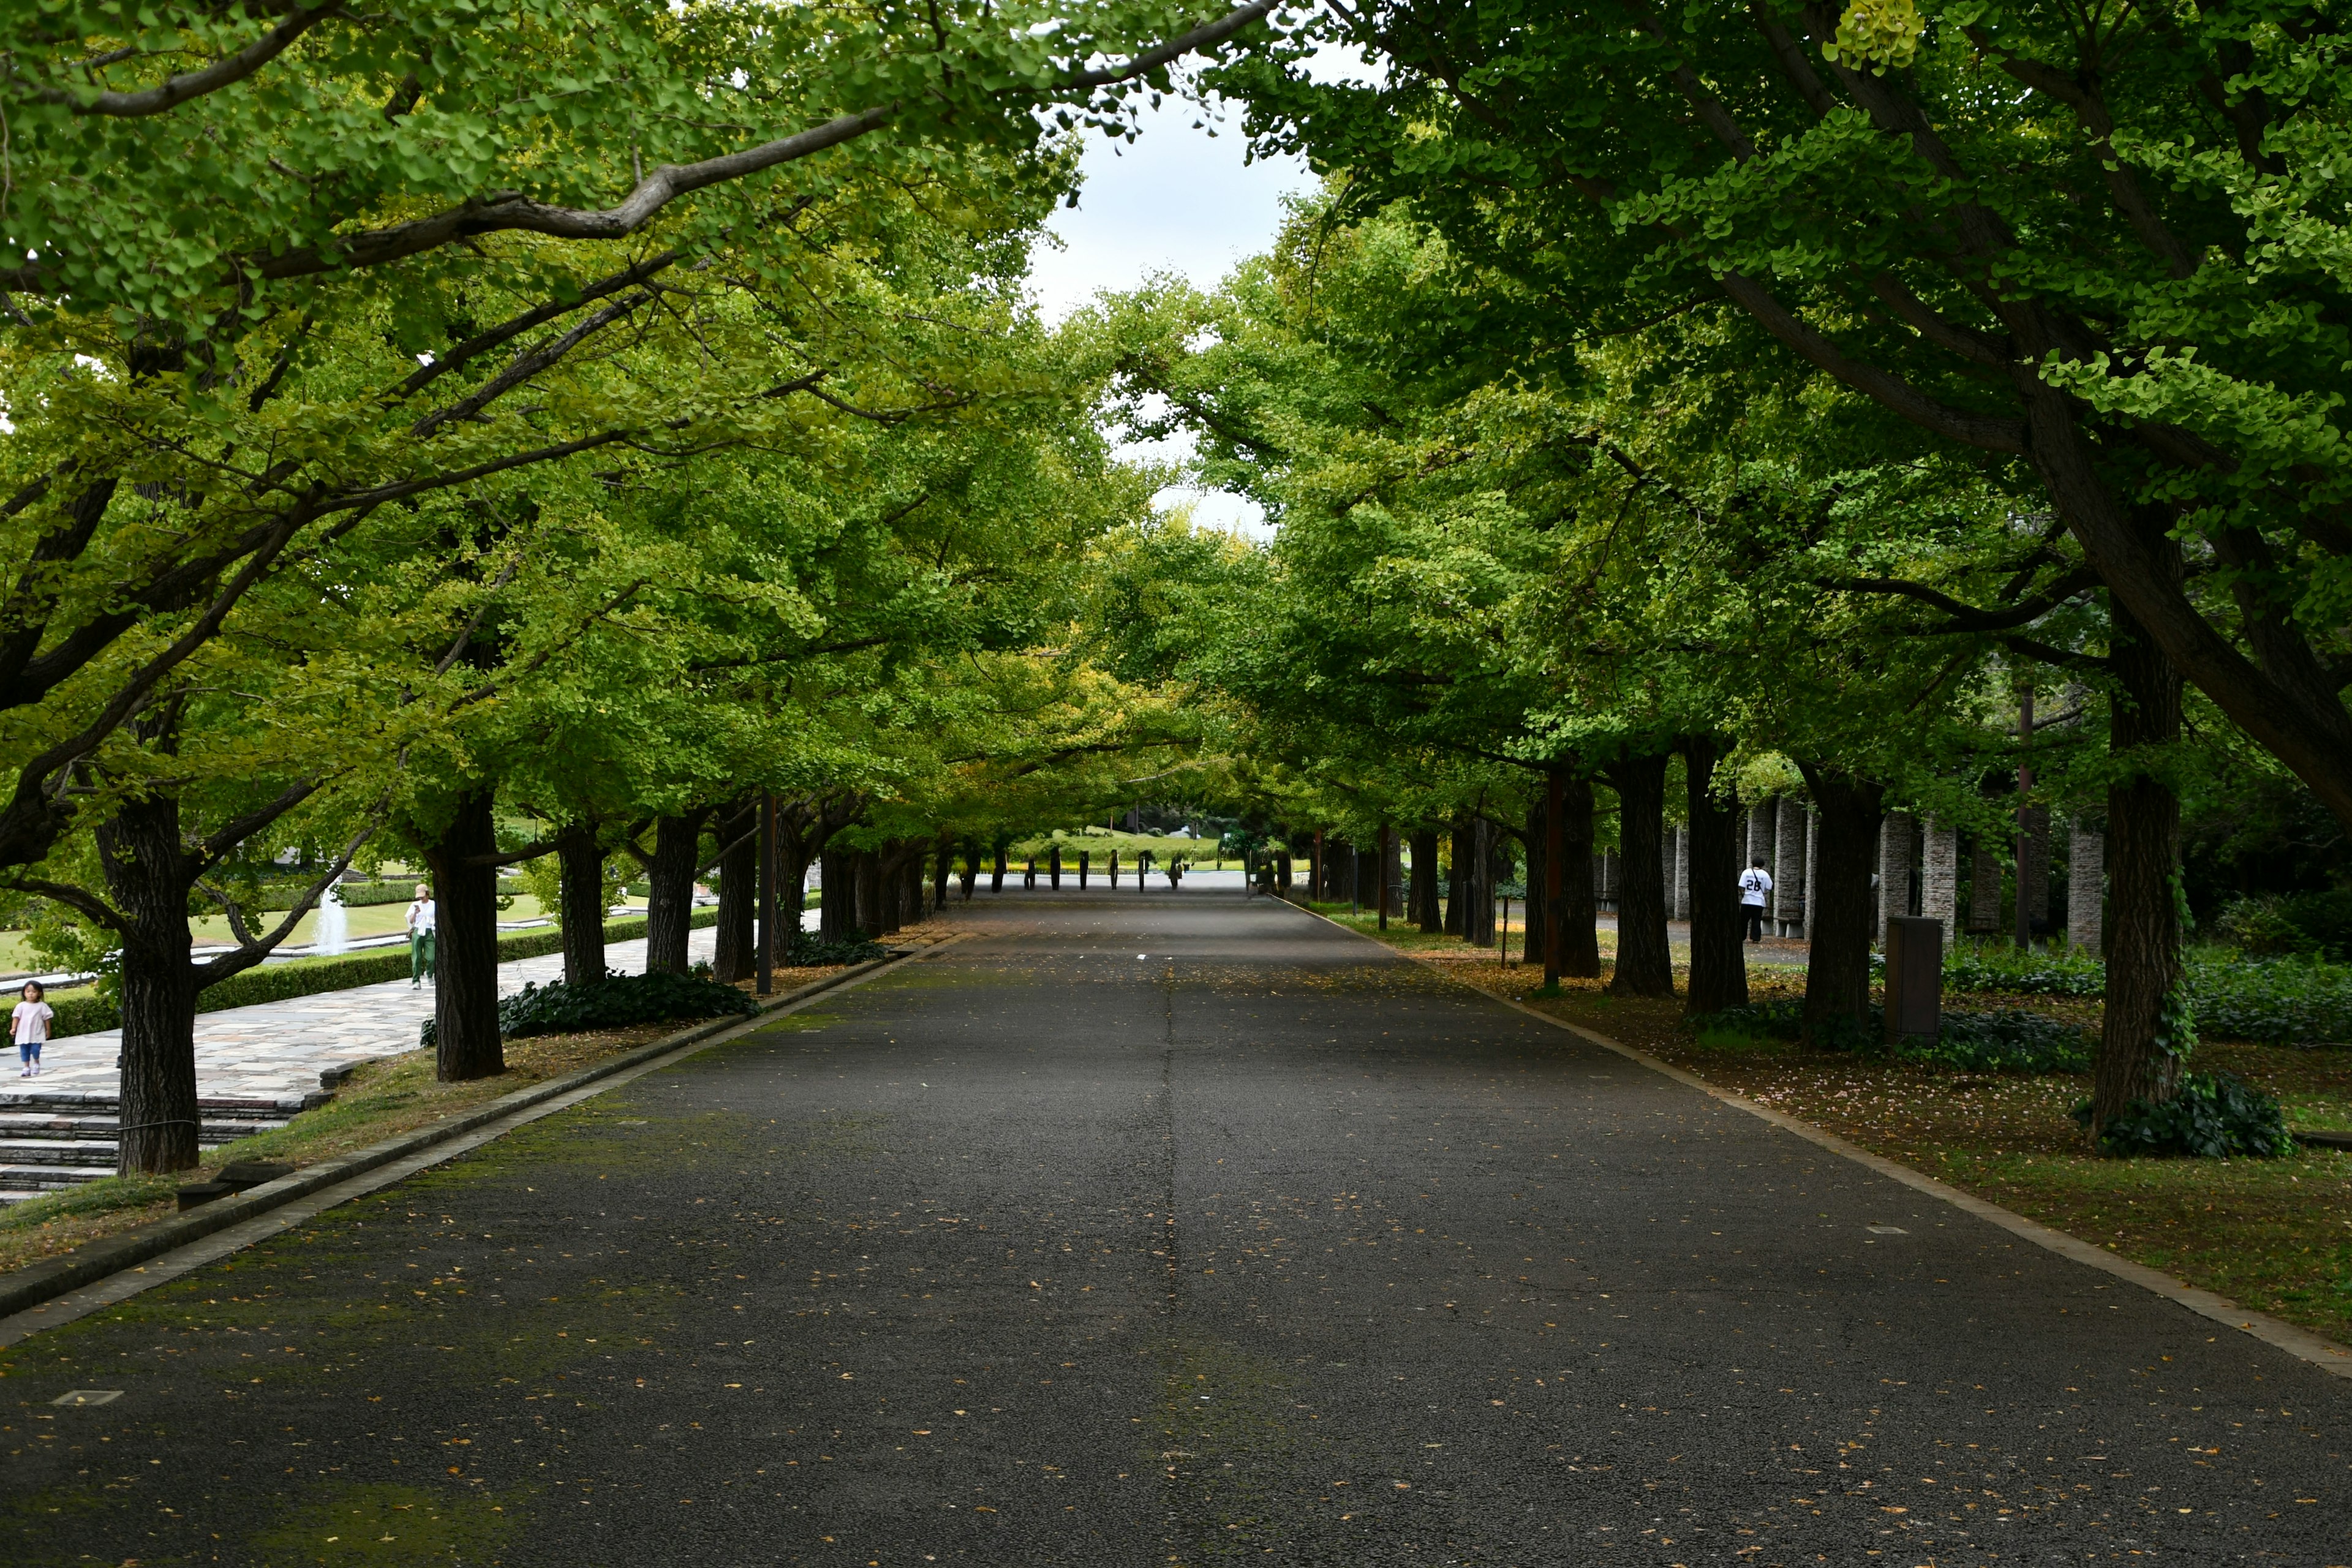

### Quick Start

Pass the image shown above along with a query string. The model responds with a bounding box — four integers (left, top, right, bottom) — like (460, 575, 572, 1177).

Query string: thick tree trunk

(959, 840, 978, 900)
(1796, 764, 1885, 1042)
(854, 850, 884, 935)
(713, 805, 758, 981)
(1559, 775, 1601, 979)
(1603, 755, 1674, 996)
(990, 842, 1008, 892)
(426, 788, 503, 1082)
(1445, 819, 1468, 936)
(1460, 820, 1494, 946)
(2094, 597, 2188, 1126)
(556, 823, 608, 986)
(774, 832, 813, 970)
(1522, 796, 1549, 971)
(932, 832, 953, 911)
(1682, 736, 1749, 1014)
(1328, 840, 1354, 903)
(1410, 829, 1441, 931)
(821, 848, 855, 940)
(99, 792, 202, 1174)
(643, 810, 707, 976)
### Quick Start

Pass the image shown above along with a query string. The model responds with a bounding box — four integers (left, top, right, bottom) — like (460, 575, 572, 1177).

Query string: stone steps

(0, 1093, 308, 1203)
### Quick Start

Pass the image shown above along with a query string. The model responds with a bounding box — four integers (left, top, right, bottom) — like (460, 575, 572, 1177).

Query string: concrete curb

(0, 940, 956, 1325)
(1282, 898, 2352, 1382)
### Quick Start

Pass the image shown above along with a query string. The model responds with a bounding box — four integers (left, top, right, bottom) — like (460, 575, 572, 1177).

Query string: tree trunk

(713, 810, 758, 982)
(990, 841, 1008, 892)
(1445, 818, 1468, 936)
(855, 850, 884, 935)
(1796, 764, 1885, 1042)
(426, 788, 503, 1082)
(1410, 829, 1441, 931)
(99, 791, 202, 1174)
(1559, 775, 1601, 979)
(1603, 754, 1674, 996)
(1461, 819, 1495, 945)
(2094, 595, 2188, 1126)
(932, 831, 953, 910)
(556, 823, 607, 986)
(644, 810, 707, 976)
(821, 848, 856, 940)
(1682, 736, 1749, 1014)
(959, 840, 978, 900)
(1523, 794, 1549, 971)
(774, 824, 814, 969)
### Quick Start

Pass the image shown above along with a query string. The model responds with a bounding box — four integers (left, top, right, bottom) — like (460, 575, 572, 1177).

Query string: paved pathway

(25, 927, 722, 1105)
(3, 889, 2342, 1565)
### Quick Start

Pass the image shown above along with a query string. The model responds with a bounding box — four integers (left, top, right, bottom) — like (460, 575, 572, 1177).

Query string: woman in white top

(405, 883, 437, 986)
(1738, 858, 1774, 944)
(13, 980, 53, 1077)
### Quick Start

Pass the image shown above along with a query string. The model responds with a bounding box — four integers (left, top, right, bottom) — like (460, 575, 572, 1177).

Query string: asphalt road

(4, 891, 2345, 1566)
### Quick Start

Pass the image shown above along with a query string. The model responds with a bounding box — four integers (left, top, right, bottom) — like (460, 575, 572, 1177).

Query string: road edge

(1278, 896, 2352, 1382)
(0, 937, 964, 1334)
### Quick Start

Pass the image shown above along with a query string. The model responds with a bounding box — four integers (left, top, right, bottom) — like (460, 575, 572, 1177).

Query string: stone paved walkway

(24, 927, 722, 1105)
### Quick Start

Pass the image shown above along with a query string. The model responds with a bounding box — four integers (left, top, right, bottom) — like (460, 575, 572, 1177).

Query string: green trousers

(411, 929, 436, 982)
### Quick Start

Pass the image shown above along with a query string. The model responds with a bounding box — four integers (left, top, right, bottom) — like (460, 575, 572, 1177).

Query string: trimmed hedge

(47, 908, 719, 1038)
(489, 970, 755, 1042)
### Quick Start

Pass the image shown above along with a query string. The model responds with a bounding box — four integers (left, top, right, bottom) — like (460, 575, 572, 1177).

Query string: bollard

(1884, 915, 1943, 1044)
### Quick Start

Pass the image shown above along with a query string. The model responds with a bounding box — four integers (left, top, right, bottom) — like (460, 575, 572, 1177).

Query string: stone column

(1920, 816, 1959, 937)
(2018, 807, 2051, 944)
(1672, 826, 1691, 921)
(2068, 819, 2105, 956)
(1878, 811, 1917, 949)
(1746, 805, 1777, 904)
(1774, 796, 1807, 937)
(1598, 850, 1618, 911)
(1967, 835, 2003, 933)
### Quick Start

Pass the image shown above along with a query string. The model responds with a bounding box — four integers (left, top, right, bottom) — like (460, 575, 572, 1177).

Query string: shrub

(786, 933, 889, 967)
(2215, 891, 2352, 959)
(2076, 1071, 2294, 1159)
(1940, 940, 2352, 1046)
(2182, 953, 2352, 1047)
(1690, 998, 1807, 1049)
(492, 970, 756, 1040)
(1943, 941, 2106, 997)
(1686, 998, 2088, 1073)
(1908, 1009, 2092, 1074)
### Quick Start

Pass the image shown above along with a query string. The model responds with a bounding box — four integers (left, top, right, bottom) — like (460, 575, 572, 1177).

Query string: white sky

(1028, 89, 1316, 537)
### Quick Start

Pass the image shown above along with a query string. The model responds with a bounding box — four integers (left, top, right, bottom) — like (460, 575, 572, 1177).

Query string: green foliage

(787, 934, 891, 967)
(1692, 997, 2087, 1072)
(2186, 956, 2352, 1049)
(486, 970, 757, 1043)
(42, 911, 714, 1039)
(2076, 1072, 2294, 1161)
(1914, 1011, 2092, 1075)
(2217, 892, 2352, 960)
(1943, 941, 2107, 997)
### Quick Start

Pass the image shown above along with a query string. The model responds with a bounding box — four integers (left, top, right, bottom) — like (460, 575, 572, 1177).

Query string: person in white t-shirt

(405, 883, 437, 986)
(12, 980, 54, 1077)
(1738, 858, 1774, 944)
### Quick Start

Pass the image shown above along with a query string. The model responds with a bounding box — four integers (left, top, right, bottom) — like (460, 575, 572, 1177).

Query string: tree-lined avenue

(2, 890, 2342, 1563)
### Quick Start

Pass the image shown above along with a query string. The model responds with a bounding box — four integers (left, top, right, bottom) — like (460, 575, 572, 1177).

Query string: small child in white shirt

(12, 980, 54, 1077)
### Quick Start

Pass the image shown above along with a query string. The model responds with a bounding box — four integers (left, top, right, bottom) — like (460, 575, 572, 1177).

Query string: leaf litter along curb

(1319, 908, 2352, 1349)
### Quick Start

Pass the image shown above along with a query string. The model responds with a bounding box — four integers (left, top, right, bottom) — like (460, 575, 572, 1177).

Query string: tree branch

(20, 3, 342, 118)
